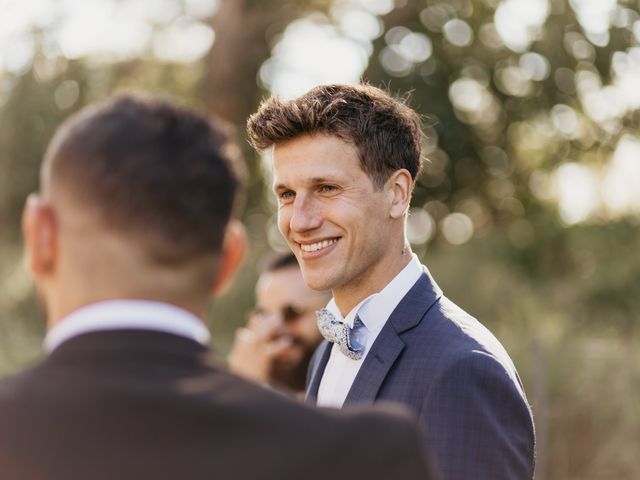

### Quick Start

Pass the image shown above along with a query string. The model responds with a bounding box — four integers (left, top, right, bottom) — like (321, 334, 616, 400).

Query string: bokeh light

(407, 208, 436, 245)
(443, 19, 474, 47)
(259, 14, 370, 98)
(441, 212, 475, 245)
(553, 162, 600, 225)
(494, 0, 549, 52)
(0, 0, 219, 68)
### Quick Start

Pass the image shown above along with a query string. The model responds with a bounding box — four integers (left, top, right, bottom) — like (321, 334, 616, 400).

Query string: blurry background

(1, 0, 639, 477)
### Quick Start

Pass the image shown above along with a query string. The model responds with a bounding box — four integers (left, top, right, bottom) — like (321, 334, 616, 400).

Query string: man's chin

(299, 269, 335, 292)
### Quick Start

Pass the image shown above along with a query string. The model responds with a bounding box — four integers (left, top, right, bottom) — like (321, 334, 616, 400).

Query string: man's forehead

(272, 154, 360, 188)
(271, 133, 357, 163)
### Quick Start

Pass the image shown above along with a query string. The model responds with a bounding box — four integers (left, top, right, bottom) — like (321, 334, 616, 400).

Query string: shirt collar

(44, 299, 211, 353)
(325, 295, 375, 328)
(325, 253, 423, 333)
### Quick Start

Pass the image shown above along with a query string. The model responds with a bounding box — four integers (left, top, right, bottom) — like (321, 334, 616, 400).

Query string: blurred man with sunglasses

(230, 253, 329, 393)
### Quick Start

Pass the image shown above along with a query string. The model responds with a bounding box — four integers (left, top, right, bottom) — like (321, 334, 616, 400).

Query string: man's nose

(289, 195, 322, 233)
(264, 312, 285, 328)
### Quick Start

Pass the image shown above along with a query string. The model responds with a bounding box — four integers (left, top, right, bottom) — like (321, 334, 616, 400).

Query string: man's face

(272, 133, 395, 297)
(253, 265, 327, 386)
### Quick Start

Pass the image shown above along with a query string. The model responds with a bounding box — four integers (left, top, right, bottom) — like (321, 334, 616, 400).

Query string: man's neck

(332, 246, 413, 316)
(46, 290, 208, 332)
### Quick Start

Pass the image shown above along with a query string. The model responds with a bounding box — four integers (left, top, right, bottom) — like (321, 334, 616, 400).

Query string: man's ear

(210, 220, 247, 296)
(386, 169, 413, 219)
(22, 193, 58, 278)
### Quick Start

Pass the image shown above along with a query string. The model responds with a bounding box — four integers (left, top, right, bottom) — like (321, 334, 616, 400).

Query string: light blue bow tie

(316, 309, 367, 360)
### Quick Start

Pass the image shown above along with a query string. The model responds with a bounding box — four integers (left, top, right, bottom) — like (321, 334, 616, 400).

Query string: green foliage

(365, 0, 639, 268)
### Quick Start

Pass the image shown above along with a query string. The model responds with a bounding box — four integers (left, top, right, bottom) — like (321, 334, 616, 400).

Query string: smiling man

(248, 84, 536, 480)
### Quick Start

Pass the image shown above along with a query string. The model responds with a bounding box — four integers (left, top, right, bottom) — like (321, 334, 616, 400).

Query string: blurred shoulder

(0, 363, 44, 401)
(217, 373, 433, 469)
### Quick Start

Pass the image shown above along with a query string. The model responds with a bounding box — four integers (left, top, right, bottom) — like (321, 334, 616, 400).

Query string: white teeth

(301, 238, 338, 252)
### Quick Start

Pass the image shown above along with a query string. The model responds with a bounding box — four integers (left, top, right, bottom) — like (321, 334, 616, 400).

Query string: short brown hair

(45, 95, 242, 265)
(263, 252, 299, 273)
(246, 84, 423, 188)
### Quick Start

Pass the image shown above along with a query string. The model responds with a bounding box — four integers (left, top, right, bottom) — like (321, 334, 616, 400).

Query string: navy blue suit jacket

(307, 267, 535, 480)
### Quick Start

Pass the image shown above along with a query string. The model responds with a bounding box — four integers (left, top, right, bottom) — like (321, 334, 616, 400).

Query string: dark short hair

(260, 251, 330, 298)
(263, 252, 299, 273)
(44, 95, 242, 264)
(246, 84, 423, 188)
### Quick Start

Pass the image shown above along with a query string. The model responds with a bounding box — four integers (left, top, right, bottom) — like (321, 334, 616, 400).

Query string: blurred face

(254, 265, 327, 367)
(272, 133, 396, 301)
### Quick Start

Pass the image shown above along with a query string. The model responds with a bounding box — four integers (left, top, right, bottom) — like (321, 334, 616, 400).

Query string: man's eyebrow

(272, 181, 288, 192)
(273, 176, 340, 191)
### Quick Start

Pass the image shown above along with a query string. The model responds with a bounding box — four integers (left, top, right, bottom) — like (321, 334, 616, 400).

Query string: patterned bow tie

(316, 309, 367, 360)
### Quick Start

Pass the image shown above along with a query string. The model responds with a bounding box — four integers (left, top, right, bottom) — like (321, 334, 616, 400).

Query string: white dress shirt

(316, 254, 423, 408)
(44, 300, 211, 353)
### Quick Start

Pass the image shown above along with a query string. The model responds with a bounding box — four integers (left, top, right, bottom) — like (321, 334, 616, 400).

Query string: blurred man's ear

(22, 193, 57, 278)
(210, 220, 246, 296)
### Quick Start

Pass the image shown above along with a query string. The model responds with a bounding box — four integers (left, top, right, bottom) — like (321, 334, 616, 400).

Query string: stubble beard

(269, 342, 317, 393)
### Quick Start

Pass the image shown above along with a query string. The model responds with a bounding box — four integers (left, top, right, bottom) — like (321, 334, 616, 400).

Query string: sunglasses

(251, 305, 314, 324)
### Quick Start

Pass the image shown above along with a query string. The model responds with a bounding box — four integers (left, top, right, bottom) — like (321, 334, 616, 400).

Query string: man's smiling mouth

(299, 238, 339, 252)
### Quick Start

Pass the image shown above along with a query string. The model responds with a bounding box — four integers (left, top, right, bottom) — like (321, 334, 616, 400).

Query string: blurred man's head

(23, 95, 246, 325)
(253, 253, 329, 390)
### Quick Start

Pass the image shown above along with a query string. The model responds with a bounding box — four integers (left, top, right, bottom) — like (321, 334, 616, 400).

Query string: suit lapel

(305, 340, 332, 402)
(343, 328, 405, 405)
(343, 269, 443, 405)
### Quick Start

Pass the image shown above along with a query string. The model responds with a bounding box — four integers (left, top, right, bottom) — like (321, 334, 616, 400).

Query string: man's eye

(320, 185, 337, 193)
(279, 190, 295, 200)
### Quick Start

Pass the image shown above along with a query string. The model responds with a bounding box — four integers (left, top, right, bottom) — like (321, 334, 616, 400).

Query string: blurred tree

(203, 0, 332, 126)
(365, 0, 640, 236)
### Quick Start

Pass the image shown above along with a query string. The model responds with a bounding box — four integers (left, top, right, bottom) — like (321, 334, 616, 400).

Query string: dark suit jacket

(0, 329, 436, 480)
(307, 268, 536, 480)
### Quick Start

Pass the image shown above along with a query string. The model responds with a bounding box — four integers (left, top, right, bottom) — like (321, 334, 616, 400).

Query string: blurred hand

(228, 315, 292, 384)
